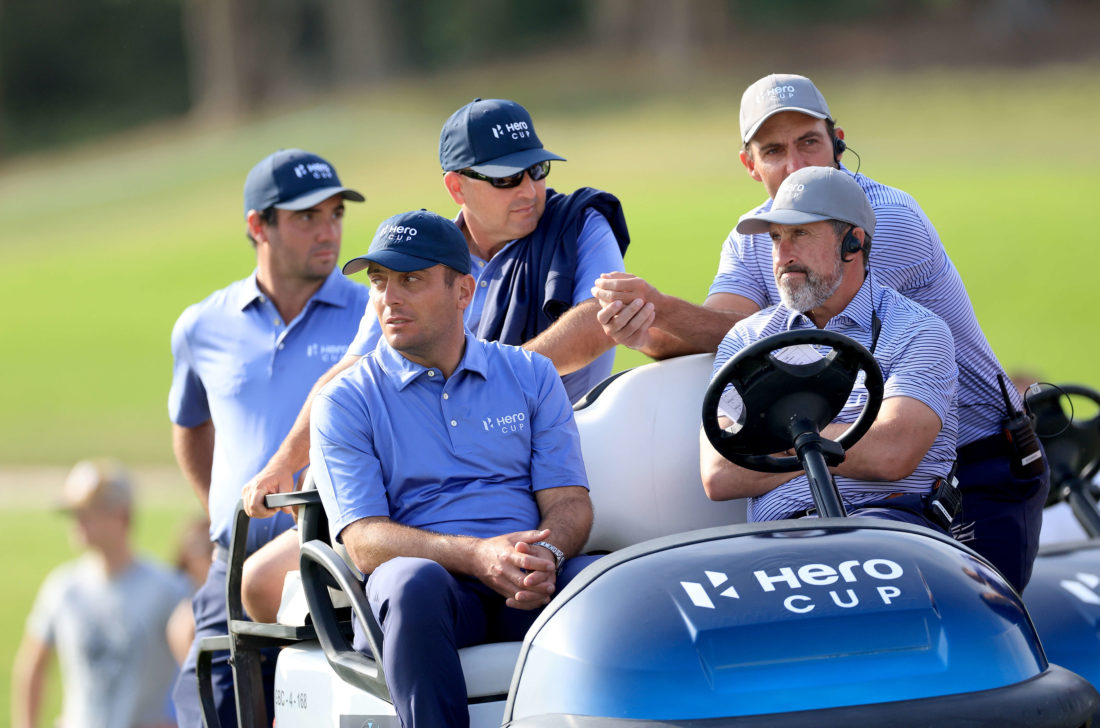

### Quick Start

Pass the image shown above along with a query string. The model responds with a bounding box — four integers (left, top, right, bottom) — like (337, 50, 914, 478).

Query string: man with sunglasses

(592, 73, 1047, 594)
(236, 99, 629, 628)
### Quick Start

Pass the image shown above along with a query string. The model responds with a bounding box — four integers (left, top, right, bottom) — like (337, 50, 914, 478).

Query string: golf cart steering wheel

(702, 329, 884, 473)
(1029, 384, 1100, 498)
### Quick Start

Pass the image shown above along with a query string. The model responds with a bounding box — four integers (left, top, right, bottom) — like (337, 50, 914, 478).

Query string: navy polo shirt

(169, 269, 370, 550)
(310, 331, 588, 542)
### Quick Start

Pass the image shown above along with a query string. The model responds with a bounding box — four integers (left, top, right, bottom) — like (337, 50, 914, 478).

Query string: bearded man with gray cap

(312, 209, 597, 728)
(12, 460, 189, 728)
(167, 148, 369, 727)
(596, 73, 1047, 593)
(700, 167, 960, 532)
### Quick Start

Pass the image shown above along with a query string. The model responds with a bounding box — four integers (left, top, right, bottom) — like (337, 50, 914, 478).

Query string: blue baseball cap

(439, 98, 565, 176)
(243, 149, 364, 217)
(342, 210, 471, 276)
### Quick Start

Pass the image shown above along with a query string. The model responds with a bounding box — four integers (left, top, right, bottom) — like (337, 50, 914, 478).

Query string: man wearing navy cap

(701, 167, 960, 532)
(167, 149, 369, 727)
(594, 73, 1048, 593)
(312, 209, 597, 728)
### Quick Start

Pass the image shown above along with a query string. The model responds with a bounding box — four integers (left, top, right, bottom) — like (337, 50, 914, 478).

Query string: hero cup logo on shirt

(305, 343, 348, 363)
(482, 411, 527, 434)
(293, 162, 334, 180)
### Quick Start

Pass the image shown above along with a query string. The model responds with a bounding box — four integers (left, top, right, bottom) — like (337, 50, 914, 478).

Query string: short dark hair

(246, 206, 279, 247)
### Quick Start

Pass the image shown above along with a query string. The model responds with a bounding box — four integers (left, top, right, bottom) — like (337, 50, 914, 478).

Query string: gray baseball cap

(735, 166, 875, 236)
(739, 73, 832, 144)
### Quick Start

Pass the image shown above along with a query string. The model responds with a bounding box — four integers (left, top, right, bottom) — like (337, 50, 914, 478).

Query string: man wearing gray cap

(167, 149, 370, 726)
(312, 209, 596, 728)
(700, 168, 959, 530)
(595, 73, 1046, 593)
(12, 459, 189, 728)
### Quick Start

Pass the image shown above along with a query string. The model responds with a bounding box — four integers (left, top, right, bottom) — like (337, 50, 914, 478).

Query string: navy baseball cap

(243, 149, 364, 217)
(439, 98, 566, 176)
(343, 210, 471, 276)
(735, 167, 875, 236)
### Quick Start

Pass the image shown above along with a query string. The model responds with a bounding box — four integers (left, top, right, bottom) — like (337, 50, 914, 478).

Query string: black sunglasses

(458, 161, 551, 189)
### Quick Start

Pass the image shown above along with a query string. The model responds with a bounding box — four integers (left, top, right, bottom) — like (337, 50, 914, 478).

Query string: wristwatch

(532, 541, 565, 573)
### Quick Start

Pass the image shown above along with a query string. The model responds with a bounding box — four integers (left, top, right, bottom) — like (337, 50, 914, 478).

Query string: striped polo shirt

(709, 168, 1015, 447)
(713, 278, 959, 523)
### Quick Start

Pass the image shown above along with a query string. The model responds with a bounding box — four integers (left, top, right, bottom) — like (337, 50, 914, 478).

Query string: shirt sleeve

(345, 305, 382, 358)
(571, 208, 626, 306)
(26, 566, 68, 645)
(528, 354, 590, 492)
(168, 308, 211, 427)
(707, 229, 773, 308)
(310, 382, 390, 541)
(881, 315, 958, 428)
(865, 203, 944, 296)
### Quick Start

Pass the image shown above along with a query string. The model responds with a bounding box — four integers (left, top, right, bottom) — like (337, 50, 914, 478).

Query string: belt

(957, 432, 1009, 464)
(789, 492, 906, 519)
(212, 543, 230, 564)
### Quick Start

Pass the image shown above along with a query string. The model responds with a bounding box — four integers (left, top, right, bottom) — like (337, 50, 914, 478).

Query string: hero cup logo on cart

(680, 557, 923, 615)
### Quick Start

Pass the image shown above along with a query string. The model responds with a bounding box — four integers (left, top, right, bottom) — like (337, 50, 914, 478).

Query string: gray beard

(777, 259, 843, 313)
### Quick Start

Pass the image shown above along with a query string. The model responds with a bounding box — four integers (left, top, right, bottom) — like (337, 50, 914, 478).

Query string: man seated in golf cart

(310, 209, 599, 728)
(700, 166, 959, 530)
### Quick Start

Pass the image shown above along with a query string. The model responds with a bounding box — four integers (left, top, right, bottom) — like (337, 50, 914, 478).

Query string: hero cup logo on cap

(377, 224, 420, 244)
(292, 161, 334, 180)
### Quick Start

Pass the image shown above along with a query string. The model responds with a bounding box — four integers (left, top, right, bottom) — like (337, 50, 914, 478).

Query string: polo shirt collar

(235, 269, 355, 312)
(830, 276, 876, 335)
(374, 330, 489, 391)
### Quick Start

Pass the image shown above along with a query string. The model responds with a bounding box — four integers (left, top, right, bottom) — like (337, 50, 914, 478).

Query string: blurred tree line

(0, 0, 1079, 159)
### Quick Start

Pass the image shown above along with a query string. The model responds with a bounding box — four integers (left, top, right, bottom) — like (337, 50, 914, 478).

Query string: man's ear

(456, 273, 476, 310)
(246, 209, 269, 245)
(739, 148, 762, 183)
(443, 171, 465, 205)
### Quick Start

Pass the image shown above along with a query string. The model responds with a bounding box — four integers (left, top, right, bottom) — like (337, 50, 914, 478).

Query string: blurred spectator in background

(166, 516, 213, 665)
(11, 459, 190, 728)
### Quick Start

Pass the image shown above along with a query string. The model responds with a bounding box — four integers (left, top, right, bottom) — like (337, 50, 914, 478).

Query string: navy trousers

(354, 555, 599, 728)
(953, 443, 1049, 594)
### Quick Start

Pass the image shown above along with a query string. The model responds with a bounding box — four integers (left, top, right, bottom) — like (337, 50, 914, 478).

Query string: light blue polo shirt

(345, 208, 623, 403)
(169, 269, 370, 550)
(713, 278, 959, 523)
(310, 331, 588, 542)
(710, 168, 1015, 447)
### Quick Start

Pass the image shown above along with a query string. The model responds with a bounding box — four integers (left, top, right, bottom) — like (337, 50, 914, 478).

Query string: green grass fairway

(0, 62, 1098, 465)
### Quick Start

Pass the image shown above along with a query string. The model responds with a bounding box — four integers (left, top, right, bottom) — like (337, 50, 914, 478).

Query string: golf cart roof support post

(225, 500, 270, 728)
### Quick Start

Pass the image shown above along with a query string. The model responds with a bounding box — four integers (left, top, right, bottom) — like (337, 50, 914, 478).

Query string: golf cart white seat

(577, 352, 747, 552)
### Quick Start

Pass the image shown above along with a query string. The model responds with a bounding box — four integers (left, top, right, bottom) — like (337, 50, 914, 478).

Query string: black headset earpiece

(833, 136, 847, 157)
(840, 226, 862, 260)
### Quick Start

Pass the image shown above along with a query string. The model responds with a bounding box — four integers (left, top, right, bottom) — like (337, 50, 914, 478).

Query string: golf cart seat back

(574, 353, 748, 553)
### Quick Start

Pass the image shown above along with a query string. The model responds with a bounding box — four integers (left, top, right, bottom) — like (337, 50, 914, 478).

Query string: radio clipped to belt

(925, 461, 962, 531)
(999, 374, 1045, 479)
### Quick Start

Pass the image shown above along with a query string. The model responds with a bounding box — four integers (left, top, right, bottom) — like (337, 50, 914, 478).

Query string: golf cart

(200, 331, 1098, 726)
(1021, 384, 1100, 713)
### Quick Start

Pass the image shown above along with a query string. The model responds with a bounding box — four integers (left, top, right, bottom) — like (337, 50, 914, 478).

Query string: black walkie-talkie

(998, 374, 1045, 479)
